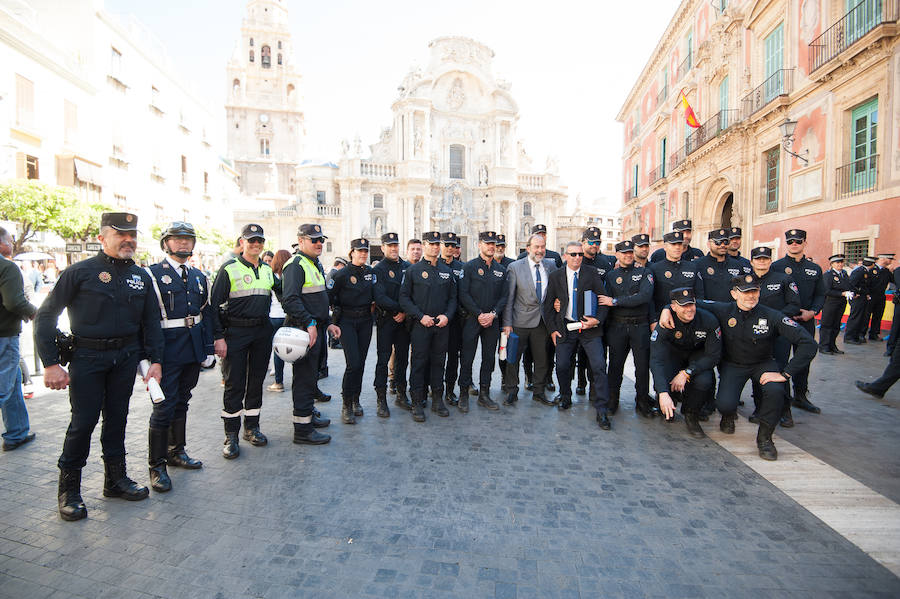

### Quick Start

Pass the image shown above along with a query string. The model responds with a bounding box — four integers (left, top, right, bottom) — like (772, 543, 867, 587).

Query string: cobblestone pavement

(1, 339, 899, 598)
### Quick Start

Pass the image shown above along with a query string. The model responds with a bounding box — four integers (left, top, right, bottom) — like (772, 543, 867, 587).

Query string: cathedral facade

(227, 1, 566, 261)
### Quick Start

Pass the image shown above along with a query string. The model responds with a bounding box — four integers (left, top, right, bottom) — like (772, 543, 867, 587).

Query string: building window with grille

(765, 147, 780, 213)
(523, 202, 532, 217)
(449, 144, 465, 179)
(261, 45, 271, 68)
(843, 240, 868, 265)
(316, 190, 326, 205)
(260, 139, 269, 156)
(25, 155, 38, 180)
(373, 194, 384, 208)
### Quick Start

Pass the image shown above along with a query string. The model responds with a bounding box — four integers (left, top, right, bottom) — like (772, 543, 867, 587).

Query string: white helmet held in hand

(272, 327, 310, 362)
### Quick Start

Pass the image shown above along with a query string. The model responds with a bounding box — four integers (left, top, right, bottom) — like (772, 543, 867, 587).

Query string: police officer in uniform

(329, 238, 375, 423)
(727, 227, 751, 270)
(517, 224, 563, 268)
(144, 222, 213, 492)
(845, 256, 875, 344)
(697, 228, 751, 302)
(280, 224, 337, 445)
(458, 231, 507, 412)
(772, 229, 825, 414)
(603, 240, 655, 416)
(399, 231, 458, 422)
(649, 231, 705, 321)
(494, 233, 514, 390)
(886, 261, 900, 357)
(819, 254, 852, 354)
(37, 212, 164, 521)
(650, 288, 722, 438)
(631, 233, 651, 268)
(651, 220, 704, 262)
(210, 224, 278, 458)
(441, 232, 466, 405)
(660, 274, 817, 460)
(373, 232, 411, 414)
(582, 227, 616, 273)
(866, 254, 894, 340)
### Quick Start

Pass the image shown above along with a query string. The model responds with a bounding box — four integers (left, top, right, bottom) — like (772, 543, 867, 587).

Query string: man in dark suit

(819, 254, 852, 354)
(544, 241, 612, 429)
(144, 222, 215, 492)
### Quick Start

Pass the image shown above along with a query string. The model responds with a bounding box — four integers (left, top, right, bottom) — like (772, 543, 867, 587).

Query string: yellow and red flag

(680, 90, 701, 128)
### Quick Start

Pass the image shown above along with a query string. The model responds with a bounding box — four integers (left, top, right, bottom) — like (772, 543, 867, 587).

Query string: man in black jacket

(544, 242, 611, 428)
(373, 232, 410, 414)
(819, 254, 853, 354)
(866, 253, 894, 341)
(845, 257, 875, 344)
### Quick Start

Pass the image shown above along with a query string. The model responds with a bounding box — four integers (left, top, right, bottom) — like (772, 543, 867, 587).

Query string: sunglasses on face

(567, 252, 584, 257)
(712, 239, 729, 246)
(786, 239, 804, 245)
(245, 237, 265, 244)
(585, 241, 600, 246)
(309, 238, 324, 244)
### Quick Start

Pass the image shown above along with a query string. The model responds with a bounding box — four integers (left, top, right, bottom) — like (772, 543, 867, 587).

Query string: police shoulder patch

(327, 279, 335, 289)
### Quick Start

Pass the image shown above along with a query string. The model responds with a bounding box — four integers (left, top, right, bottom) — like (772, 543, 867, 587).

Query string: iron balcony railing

(836, 154, 879, 198)
(624, 189, 635, 204)
(677, 51, 692, 81)
(808, 0, 899, 73)
(656, 84, 668, 110)
(684, 109, 741, 155)
(742, 69, 794, 118)
(669, 147, 685, 172)
(648, 165, 666, 185)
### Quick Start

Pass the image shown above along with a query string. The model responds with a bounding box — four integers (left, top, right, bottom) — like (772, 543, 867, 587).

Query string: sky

(106, 0, 678, 214)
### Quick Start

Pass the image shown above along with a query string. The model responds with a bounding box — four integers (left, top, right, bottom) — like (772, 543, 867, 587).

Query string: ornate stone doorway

(720, 193, 734, 228)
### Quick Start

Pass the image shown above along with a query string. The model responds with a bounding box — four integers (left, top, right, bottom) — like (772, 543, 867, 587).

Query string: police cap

(495, 233, 507, 246)
(582, 227, 601, 242)
(101, 212, 138, 232)
(615, 240, 634, 253)
(862, 256, 876, 266)
(241, 223, 265, 240)
(785, 229, 807, 242)
(877, 253, 895, 260)
(732, 273, 761, 291)
(631, 233, 650, 246)
(478, 231, 497, 243)
(663, 231, 684, 244)
(709, 228, 729, 242)
(531, 224, 548, 234)
(670, 287, 696, 305)
(297, 223, 326, 239)
(423, 231, 441, 244)
(750, 246, 773, 259)
(350, 238, 369, 251)
(728, 227, 743, 239)
(381, 232, 400, 245)
(441, 232, 460, 246)
(672, 219, 693, 232)
(828, 253, 845, 263)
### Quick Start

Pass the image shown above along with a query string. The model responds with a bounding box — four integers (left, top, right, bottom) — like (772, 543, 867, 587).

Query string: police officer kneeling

(660, 274, 817, 460)
(144, 222, 214, 492)
(36, 212, 164, 521)
(651, 288, 722, 438)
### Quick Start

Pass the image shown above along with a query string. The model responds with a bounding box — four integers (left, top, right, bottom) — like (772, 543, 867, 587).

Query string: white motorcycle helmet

(272, 327, 311, 363)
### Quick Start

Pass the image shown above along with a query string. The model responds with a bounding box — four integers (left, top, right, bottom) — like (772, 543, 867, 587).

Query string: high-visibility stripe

(292, 415, 312, 424)
(243, 408, 261, 417)
(301, 285, 326, 294)
(229, 288, 272, 298)
(221, 410, 243, 418)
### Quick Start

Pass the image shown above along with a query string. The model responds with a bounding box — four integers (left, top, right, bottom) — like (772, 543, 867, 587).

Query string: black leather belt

(75, 334, 139, 350)
(229, 316, 267, 327)
(610, 316, 648, 325)
(342, 307, 372, 318)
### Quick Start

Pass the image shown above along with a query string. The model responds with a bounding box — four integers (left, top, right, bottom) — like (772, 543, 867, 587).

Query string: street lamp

(779, 117, 809, 167)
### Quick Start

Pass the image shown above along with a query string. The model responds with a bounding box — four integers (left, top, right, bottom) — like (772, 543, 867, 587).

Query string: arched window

(232, 79, 240, 94)
(523, 202, 532, 217)
(449, 144, 465, 179)
(249, 37, 254, 47)
(261, 45, 271, 68)
(260, 139, 269, 156)
(277, 53, 282, 65)
(249, 50, 254, 62)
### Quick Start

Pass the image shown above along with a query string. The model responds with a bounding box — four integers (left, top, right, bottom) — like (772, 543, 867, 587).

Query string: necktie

(571, 270, 579, 320)
(180, 265, 188, 286)
(535, 264, 542, 302)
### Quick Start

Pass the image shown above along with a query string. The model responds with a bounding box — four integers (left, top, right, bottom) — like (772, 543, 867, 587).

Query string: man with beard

(651, 220, 703, 262)
(631, 233, 651, 268)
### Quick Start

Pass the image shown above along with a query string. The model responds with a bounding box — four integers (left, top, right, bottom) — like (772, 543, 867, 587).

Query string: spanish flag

(680, 90, 701, 128)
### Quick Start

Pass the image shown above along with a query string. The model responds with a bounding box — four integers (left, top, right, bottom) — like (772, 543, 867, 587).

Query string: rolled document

(138, 359, 165, 404)
(566, 321, 584, 331)
(498, 332, 508, 360)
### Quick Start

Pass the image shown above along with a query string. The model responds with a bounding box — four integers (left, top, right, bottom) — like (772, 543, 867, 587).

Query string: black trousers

(868, 341, 900, 395)
(444, 317, 463, 391)
(338, 315, 373, 398)
(845, 295, 869, 341)
(459, 317, 500, 390)
(606, 320, 651, 402)
(504, 323, 550, 394)
(375, 318, 409, 391)
(789, 319, 816, 395)
(867, 297, 886, 339)
(717, 360, 784, 427)
(887, 302, 900, 354)
(652, 345, 714, 414)
(819, 297, 846, 350)
(291, 322, 323, 419)
(555, 333, 609, 411)
(150, 361, 201, 429)
(222, 322, 273, 432)
(58, 344, 141, 470)
(410, 323, 449, 395)
(523, 337, 555, 385)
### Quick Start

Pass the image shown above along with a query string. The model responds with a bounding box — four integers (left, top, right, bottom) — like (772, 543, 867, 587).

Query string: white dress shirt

(565, 266, 580, 321)
(529, 258, 548, 301)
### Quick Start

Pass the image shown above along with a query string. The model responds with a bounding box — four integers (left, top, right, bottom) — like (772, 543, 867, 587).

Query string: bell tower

(225, 0, 304, 196)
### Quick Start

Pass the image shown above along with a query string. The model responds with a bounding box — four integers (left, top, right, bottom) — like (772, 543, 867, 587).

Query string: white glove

(843, 291, 854, 301)
(201, 355, 216, 368)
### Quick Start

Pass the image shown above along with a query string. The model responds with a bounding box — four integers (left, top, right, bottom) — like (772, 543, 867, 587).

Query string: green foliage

(153, 221, 231, 254)
(0, 180, 79, 253)
(50, 201, 112, 243)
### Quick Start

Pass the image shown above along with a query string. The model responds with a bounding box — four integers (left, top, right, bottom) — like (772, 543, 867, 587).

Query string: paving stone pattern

(1, 342, 899, 598)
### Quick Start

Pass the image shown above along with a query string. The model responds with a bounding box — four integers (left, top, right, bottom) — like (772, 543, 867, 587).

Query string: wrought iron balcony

(656, 84, 668, 110)
(741, 69, 794, 119)
(684, 109, 741, 155)
(648, 165, 666, 185)
(808, 0, 899, 73)
(677, 51, 692, 81)
(668, 147, 685, 172)
(836, 154, 879, 198)
(624, 189, 637, 203)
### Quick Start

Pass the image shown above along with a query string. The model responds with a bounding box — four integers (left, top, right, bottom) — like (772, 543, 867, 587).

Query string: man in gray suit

(501, 234, 558, 406)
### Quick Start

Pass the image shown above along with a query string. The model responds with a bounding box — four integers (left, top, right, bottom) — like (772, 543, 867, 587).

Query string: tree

(51, 201, 111, 243)
(0, 180, 79, 254)
(151, 222, 232, 255)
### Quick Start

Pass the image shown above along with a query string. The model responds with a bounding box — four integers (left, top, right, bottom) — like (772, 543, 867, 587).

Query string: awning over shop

(74, 157, 103, 186)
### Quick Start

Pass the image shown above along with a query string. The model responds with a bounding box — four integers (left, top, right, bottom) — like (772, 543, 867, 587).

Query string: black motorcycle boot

(719, 413, 736, 434)
(341, 395, 356, 424)
(779, 404, 795, 428)
(792, 390, 821, 414)
(431, 390, 450, 417)
(58, 469, 87, 521)
(311, 407, 331, 428)
(684, 413, 704, 438)
(411, 391, 426, 422)
(757, 422, 778, 461)
(222, 431, 240, 459)
(352, 396, 364, 417)
(167, 418, 202, 469)
(102, 459, 149, 501)
(242, 426, 268, 446)
(477, 389, 499, 411)
(376, 389, 390, 418)
(394, 387, 412, 411)
(293, 421, 331, 445)
(148, 427, 172, 493)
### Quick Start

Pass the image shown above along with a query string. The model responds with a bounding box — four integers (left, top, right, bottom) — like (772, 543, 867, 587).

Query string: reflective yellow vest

(287, 253, 325, 294)
(224, 259, 274, 298)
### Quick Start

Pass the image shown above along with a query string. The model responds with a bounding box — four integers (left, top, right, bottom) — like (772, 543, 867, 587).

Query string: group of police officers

(32, 212, 897, 522)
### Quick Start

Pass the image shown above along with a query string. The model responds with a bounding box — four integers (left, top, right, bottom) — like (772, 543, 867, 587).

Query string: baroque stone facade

(617, 0, 899, 264)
